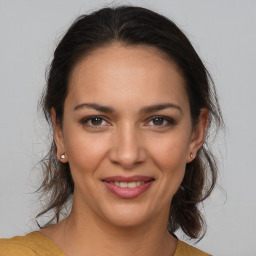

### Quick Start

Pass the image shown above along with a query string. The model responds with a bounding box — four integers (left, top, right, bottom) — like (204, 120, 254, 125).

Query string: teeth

(128, 182, 136, 188)
(112, 181, 146, 188)
(120, 182, 127, 188)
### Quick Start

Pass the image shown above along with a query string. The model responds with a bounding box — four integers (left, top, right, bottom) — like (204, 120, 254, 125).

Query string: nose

(108, 123, 147, 169)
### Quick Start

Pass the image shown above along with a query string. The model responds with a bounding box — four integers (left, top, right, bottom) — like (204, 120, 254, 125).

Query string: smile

(102, 176, 155, 199)
(110, 181, 146, 188)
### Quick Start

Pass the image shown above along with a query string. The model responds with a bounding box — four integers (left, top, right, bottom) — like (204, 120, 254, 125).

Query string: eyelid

(80, 115, 111, 128)
(80, 115, 176, 129)
(144, 115, 176, 127)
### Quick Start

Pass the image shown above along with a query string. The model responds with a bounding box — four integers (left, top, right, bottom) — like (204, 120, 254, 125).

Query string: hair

(37, 5, 223, 240)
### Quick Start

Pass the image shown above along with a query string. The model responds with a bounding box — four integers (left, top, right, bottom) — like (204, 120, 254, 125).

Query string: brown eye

(80, 116, 109, 129)
(146, 115, 176, 128)
(90, 117, 103, 126)
(152, 117, 164, 125)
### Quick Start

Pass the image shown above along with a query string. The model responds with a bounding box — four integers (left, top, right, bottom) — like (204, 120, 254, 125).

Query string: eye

(145, 115, 176, 128)
(80, 116, 110, 129)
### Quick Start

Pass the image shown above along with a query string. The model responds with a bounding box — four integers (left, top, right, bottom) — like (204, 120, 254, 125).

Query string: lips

(102, 175, 155, 199)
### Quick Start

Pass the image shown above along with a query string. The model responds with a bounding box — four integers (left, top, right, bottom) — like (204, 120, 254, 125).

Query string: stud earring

(190, 153, 193, 159)
(60, 154, 66, 159)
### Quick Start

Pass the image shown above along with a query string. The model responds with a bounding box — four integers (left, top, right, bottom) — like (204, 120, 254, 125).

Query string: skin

(42, 43, 208, 256)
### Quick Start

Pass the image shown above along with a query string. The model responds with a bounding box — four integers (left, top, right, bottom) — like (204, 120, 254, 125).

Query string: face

(52, 43, 208, 228)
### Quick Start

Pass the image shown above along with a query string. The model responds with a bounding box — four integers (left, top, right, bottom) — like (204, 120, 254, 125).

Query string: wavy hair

(37, 5, 223, 240)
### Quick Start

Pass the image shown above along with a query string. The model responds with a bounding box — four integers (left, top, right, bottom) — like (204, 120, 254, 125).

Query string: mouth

(101, 176, 155, 199)
(106, 180, 149, 188)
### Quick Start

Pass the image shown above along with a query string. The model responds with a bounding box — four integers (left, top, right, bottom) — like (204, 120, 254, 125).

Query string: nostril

(108, 147, 147, 168)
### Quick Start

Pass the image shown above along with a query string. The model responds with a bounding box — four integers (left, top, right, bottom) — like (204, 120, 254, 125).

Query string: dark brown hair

(37, 5, 223, 240)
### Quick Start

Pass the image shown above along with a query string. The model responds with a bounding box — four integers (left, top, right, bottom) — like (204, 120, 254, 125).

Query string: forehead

(71, 43, 181, 81)
(67, 43, 189, 110)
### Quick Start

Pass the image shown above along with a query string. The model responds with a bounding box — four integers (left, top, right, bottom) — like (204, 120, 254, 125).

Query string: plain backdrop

(0, 1, 255, 255)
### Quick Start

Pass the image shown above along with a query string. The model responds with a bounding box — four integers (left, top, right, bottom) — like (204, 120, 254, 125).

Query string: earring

(60, 154, 66, 159)
(190, 153, 193, 159)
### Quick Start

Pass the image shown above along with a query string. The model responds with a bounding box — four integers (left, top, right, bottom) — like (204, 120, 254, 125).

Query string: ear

(187, 108, 208, 163)
(51, 108, 68, 163)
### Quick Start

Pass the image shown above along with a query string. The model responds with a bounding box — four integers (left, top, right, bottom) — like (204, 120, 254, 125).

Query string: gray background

(0, 1, 255, 255)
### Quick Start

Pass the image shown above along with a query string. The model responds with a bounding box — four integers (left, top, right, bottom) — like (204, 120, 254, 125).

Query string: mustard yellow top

(0, 232, 211, 256)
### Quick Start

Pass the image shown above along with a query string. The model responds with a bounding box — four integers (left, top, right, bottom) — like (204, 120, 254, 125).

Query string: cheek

(148, 134, 190, 196)
(149, 132, 190, 169)
(64, 131, 110, 177)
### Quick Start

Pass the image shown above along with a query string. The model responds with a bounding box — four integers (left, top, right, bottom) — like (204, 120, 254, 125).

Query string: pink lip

(102, 175, 155, 199)
(102, 175, 154, 183)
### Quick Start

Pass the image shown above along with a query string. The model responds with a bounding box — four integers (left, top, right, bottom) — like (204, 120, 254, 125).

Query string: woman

(0, 5, 223, 256)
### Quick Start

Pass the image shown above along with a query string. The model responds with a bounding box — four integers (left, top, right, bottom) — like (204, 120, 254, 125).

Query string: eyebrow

(140, 103, 183, 114)
(74, 103, 114, 113)
(74, 102, 183, 114)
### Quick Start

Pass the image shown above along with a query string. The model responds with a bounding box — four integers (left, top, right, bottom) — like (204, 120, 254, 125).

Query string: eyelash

(80, 116, 109, 129)
(146, 115, 176, 127)
(80, 115, 176, 130)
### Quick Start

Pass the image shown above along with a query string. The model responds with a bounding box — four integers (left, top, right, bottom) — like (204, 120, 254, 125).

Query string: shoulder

(174, 240, 211, 256)
(0, 232, 65, 256)
(0, 234, 36, 256)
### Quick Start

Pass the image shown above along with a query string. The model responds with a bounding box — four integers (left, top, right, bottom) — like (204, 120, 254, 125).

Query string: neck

(43, 197, 177, 256)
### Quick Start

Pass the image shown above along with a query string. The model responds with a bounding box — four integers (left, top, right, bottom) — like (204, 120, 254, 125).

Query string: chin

(107, 214, 149, 229)
(100, 202, 156, 229)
